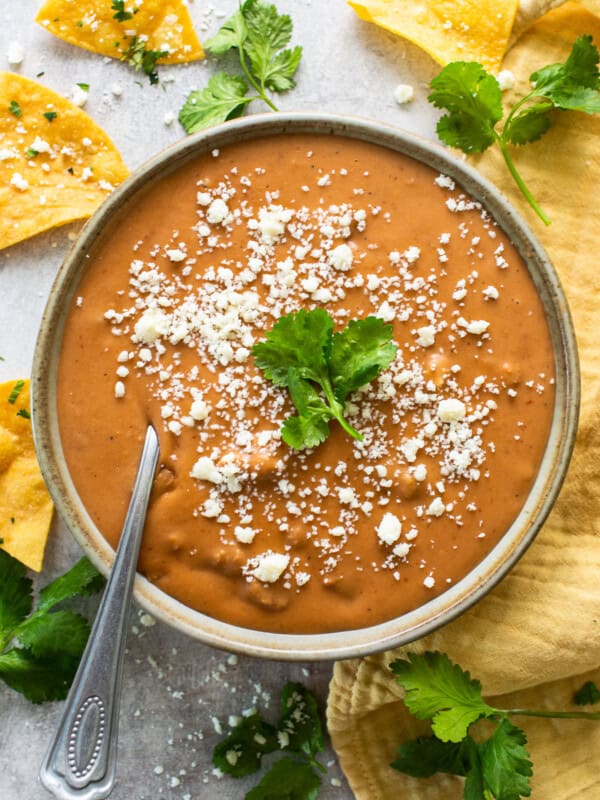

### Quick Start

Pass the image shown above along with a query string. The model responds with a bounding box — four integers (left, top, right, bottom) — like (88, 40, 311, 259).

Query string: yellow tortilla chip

(348, 0, 520, 72)
(36, 0, 204, 65)
(0, 72, 129, 250)
(0, 380, 54, 572)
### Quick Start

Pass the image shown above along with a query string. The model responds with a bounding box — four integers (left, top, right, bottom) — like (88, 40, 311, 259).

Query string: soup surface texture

(57, 134, 555, 634)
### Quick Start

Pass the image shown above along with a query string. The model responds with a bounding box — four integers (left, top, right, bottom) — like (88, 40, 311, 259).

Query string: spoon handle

(40, 425, 160, 800)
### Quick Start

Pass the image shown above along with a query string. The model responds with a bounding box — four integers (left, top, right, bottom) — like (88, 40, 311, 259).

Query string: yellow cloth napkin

(328, 4, 600, 798)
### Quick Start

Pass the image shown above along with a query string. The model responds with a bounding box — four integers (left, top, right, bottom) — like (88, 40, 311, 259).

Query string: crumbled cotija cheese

(377, 512, 402, 545)
(437, 399, 466, 422)
(95, 144, 552, 617)
(393, 83, 414, 105)
(329, 243, 353, 271)
(134, 307, 170, 344)
(251, 553, 290, 583)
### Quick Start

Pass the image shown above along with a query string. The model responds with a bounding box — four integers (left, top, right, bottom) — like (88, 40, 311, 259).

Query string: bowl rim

(31, 111, 580, 660)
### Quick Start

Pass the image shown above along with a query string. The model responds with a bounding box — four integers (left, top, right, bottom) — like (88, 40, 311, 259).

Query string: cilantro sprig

(213, 682, 326, 799)
(110, 1, 166, 85)
(429, 35, 600, 225)
(391, 652, 600, 799)
(179, 0, 302, 133)
(252, 309, 397, 450)
(120, 37, 167, 86)
(0, 550, 103, 703)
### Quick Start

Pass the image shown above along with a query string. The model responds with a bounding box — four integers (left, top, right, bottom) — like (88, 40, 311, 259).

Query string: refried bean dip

(57, 134, 555, 634)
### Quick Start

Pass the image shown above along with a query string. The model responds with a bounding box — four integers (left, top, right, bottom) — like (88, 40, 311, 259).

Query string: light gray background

(0, 2, 442, 797)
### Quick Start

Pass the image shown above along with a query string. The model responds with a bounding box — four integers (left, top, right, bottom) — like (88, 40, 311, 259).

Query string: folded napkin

(328, 4, 600, 797)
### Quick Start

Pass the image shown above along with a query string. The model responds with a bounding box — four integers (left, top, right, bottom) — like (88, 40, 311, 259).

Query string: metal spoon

(40, 425, 160, 800)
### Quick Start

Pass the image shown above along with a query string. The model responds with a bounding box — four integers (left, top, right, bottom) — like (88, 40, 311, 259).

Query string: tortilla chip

(0, 72, 129, 250)
(0, 380, 54, 572)
(36, 0, 204, 65)
(348, 0, 520, 72)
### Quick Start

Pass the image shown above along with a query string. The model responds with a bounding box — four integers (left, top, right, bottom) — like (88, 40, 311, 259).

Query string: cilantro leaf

(463, 741, 487, 800)
(0, 553, 102, 703)
(260, 46, 303, 92)
(392, 733, 501, 800)
(278, 683, 324, 760)
(281, 412, 330, 450)
(205, 1, 251, 55)
(0, 648, 79, 704)
(391, 652, 496, 742)
(9, 100, 22, 117)
(244, 3, 301, 93)
(179, 73, 250, 134)
(0, 550, 33, 649)
(503, 102, 553, 145)
(574, 680, 600, 706)
(253, 309, 332, 387)
(15, 610, 90, 662)
(391, 735, 471, 778)
(329, 317, 397, 402)
(246, 2, 292, 53)
(281, 373, 332, 449)
(480, 719, 532, 800)
(531, 35, 600, 112)
(36, 556, 105, 614)
(245, 756, 321, 800)
(429, 62, 503, 153)
(562, 33, 600, 87)
(547, 85, 600, 113)
(43, 111, 57, 122)
(213, 714, 278, 777)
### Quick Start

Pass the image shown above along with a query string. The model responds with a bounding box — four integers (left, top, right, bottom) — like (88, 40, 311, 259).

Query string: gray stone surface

(0, 1, 441, 797)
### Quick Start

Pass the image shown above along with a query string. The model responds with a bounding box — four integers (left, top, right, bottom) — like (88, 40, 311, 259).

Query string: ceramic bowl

(31, 113, 580, 660)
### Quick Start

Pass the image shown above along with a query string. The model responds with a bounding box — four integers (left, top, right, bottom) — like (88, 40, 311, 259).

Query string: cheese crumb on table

(497, 69, 516, 91)
(6, 41, 24, 65)
(70, 84, 89, 107)
(393, 83, 414, 105)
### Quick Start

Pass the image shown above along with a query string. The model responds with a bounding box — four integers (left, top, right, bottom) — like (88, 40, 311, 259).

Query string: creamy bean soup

(57, 134, 555, 634)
